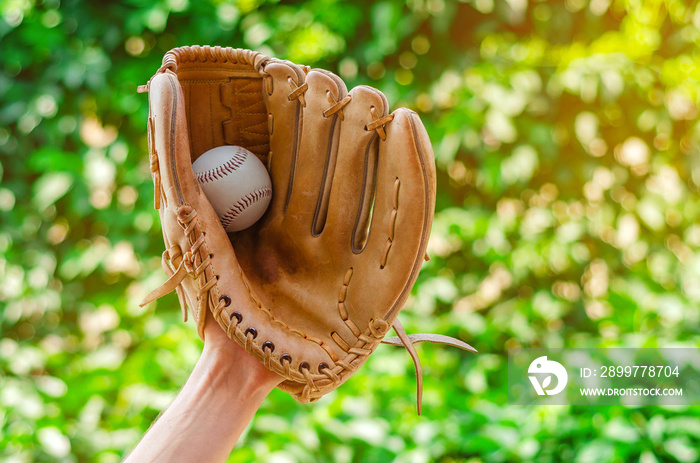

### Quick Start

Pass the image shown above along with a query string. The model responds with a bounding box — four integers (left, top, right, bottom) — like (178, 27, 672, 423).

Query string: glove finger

(284, 69, 348, 235)
(349, 108, 436, 318)
(363, 108, 435, 268)
(262, 60, 308, 217)
(324, 85, 389, 247)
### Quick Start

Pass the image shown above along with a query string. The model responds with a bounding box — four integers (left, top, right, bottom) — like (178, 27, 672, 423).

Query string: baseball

(192, 145, 272, 233)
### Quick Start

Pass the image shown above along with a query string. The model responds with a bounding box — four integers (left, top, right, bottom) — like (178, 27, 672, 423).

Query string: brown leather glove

(138, 46, 475, 413)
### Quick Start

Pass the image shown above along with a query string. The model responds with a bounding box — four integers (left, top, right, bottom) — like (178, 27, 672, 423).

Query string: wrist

(200, 336, 283, 399)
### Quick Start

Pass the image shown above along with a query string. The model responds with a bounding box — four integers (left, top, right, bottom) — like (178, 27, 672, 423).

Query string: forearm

(125, 343, 280, 462)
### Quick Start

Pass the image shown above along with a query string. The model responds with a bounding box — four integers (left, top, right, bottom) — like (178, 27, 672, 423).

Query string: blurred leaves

(2, 0, 700, 462)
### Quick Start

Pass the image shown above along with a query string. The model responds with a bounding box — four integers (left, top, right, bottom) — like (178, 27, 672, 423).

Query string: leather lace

(287, 77, 308, 106)
(382, 319, 477, 414)
(323, 92, 352, 120)
(140, 206, 223, 336)
(365, 106, 394, 141)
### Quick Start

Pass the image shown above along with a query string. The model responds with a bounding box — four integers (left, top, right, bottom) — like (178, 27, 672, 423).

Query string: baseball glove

(138, 45, 475, 413)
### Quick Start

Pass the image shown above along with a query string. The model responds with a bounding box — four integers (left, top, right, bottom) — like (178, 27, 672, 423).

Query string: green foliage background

(2, 0, 700, 461)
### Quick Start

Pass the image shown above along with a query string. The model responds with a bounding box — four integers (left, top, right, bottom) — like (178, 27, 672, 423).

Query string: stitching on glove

(220, 78, 269, 151)
(301, 385, 311, 403)
(323, 92, 352, 120)
(286, 77, 308, 106)
(368, 318, 390, 337)
(335, 359, 352, 370)
(144, 207, 219, 332)
(240, 121, 269, 137)
(300, 366, 317, 392)
(238, 105, 267, 117)
(337, 268, 359, 335)
(245, 330, 256, 354)
(281, 354, 292, 377)
(177, 69, 261, 76)
(176, 206, 221, 336)
(235, 95, 266, 113)
(231, 258, 344, 362)
(236, 99, 267, 117)
(320, 365, 340, 384)
(331, 332, 350, 352)
(178, 77, 232, 83)
(263, 343, 272, 368)
(236, 77, 262, 94)
(286, 321, 388, 397)
(225, 310, 240, 338)
(344, 319, 361, 337)
(365, 106, 395, 141)
(380, 178, 401, 269)
(211, 294, 226, 321)
(349, 347, 372, 356)
(319, 342, 339, 362)
(165, 46, 266, 71)
(234, 77, 255, 91)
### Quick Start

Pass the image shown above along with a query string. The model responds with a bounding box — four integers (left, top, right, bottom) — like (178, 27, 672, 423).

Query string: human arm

(124, 311, 282, 463)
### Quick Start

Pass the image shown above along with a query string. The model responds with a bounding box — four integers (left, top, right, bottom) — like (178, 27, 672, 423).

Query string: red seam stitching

(195, 151, 248, 184)
(220, 187, 272, 229)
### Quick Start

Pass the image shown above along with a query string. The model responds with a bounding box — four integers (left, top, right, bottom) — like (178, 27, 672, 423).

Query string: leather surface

(143, 46, 440, 403)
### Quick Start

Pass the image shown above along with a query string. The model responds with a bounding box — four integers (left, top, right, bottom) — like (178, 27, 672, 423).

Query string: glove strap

(382, 320, 477, 415)
(139, 250, 189, 318)
(389, 319, 423, 415)
(140, 244, 200, 323)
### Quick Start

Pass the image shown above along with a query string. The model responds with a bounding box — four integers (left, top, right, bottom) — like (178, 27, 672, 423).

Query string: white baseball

(192, 145, 272, 233)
